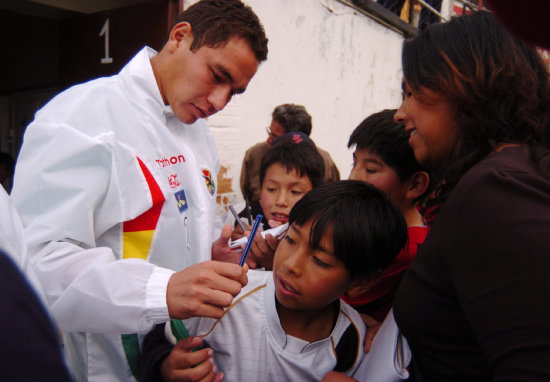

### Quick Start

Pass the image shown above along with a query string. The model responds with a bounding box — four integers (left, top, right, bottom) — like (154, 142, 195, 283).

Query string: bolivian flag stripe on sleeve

(122, 157, 165, 260)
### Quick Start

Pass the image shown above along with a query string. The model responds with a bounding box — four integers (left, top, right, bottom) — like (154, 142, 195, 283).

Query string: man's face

(266, 120, 285, 146)
(161, 24, 259, 124)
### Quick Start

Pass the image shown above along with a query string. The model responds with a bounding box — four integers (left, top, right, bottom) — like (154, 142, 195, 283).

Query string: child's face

(349, 148, 408, 207)
(272, 220, 352, 311)
(260, 163, 313, 225)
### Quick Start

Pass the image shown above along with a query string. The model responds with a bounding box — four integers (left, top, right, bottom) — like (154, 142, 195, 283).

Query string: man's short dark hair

(348, 109, 433, 203)
(290, 180, 408, 281)
(272, 104, 312, 135)
(259, 133, 324, 189)
(174, 0, 268, 62)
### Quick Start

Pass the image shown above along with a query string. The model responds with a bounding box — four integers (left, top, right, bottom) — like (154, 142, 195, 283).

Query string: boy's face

(349, 148, 408, 208)
(260, 163, 313, 225)
(273, 220, 351, 311)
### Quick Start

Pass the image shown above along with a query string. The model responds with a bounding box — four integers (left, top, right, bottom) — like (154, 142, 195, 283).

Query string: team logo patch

(174, 190, 188, 213)
(202, 169, 216, 196)
(168, 174, 180, 189)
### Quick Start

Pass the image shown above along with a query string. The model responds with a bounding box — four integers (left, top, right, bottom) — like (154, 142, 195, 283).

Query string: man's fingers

(208, 261, 248, 285)
(167, 261, 248, 319)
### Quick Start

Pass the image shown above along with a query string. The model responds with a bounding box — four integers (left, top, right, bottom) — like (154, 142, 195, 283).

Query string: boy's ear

(345, 276, 381, 298)
(406, 171, 429, 201)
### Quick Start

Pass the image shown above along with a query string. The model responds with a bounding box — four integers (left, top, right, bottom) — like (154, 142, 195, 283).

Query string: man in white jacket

(11, 0, 268, 380)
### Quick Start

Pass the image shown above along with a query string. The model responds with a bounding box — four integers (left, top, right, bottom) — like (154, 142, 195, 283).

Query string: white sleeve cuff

(145, 266, 175, 323)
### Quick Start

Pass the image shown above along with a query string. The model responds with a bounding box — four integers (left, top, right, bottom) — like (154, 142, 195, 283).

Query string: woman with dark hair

(390, 10, 550, 381)
(321, 10, 550, 382)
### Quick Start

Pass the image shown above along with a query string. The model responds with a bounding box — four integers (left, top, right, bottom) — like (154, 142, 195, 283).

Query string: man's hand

(161, 337, 223, 382)
(167, 260, 248, 319)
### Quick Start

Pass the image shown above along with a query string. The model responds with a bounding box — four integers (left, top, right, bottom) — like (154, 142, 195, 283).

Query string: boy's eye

(366, 168, 376, 174)
(290, 190, 303, 196)
(312, 256, 330, 268)
(266, 187, 276, 192)
(283, 234, 296, 245)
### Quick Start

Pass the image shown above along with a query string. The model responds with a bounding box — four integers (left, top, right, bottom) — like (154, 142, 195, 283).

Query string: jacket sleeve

(12, 122, 174, 334)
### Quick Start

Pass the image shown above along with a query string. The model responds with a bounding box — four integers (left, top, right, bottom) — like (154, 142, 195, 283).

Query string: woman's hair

(402, 11, 550, 200)
(289, 180, 408, 281)
(259, 132, 325, 188)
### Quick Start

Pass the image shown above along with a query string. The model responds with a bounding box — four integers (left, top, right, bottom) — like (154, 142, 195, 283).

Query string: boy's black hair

(348, 109, 434, 203)
(289, 180, 408, 281)
(259, 133, 325, 188)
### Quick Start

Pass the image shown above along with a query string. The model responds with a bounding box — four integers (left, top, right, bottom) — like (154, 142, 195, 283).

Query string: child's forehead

(264, 163, 311, 182)
(354, 147, 388, 166)
(289, 219, 334, 245)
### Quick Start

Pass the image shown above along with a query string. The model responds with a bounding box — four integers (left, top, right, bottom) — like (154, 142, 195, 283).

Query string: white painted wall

(188, 0, 436, 215)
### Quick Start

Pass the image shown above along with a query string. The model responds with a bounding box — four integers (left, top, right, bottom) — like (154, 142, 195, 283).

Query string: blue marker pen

(239, 214, 263, 266)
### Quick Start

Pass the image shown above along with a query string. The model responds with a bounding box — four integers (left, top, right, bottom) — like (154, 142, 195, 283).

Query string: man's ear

(405, 171, 429, 202)
(168, 22, 193, 49)
(344, 275, 381, 298)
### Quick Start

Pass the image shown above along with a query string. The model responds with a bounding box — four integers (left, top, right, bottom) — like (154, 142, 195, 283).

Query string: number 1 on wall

(99, 18, 113, 64)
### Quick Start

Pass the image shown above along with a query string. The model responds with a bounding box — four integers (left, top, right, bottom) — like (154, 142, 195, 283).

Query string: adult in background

(392, 11, 550, 381)
(11, 0, 268, 381)
(240, 103, 340, 202)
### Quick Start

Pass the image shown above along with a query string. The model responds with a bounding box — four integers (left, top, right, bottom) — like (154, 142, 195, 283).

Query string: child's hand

(319, 372, 358, 382)
(161, 336, 224, 382)
(230, 224, 246, 241)
(247, 232, 279, 270)
(212, 224, 257, 268)
(360, 313, 381, 353)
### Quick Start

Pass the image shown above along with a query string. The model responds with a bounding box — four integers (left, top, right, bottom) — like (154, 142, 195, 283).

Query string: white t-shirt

(167, 270, 367, 382)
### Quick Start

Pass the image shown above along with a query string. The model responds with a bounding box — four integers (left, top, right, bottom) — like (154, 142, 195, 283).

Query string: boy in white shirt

(141, 180, 408, 381)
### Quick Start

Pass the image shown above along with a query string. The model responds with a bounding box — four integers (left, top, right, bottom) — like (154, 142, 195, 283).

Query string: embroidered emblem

(202, 169, 216, 196)
(174, 190, 188, 213)
(168, 174, 180, 189)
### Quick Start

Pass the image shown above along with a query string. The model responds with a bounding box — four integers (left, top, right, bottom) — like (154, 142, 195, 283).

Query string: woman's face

(394, 79, 460, 166)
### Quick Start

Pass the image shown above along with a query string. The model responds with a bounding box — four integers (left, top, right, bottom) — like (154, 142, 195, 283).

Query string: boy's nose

(283, 250, 303, 277)
(275, 191, 289, 206)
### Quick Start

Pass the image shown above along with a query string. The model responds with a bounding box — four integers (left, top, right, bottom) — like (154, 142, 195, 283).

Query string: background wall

(196, 0, 407, 215)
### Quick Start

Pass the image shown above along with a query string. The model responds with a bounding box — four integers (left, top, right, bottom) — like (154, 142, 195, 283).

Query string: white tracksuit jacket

(12, 47, 220, 381)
